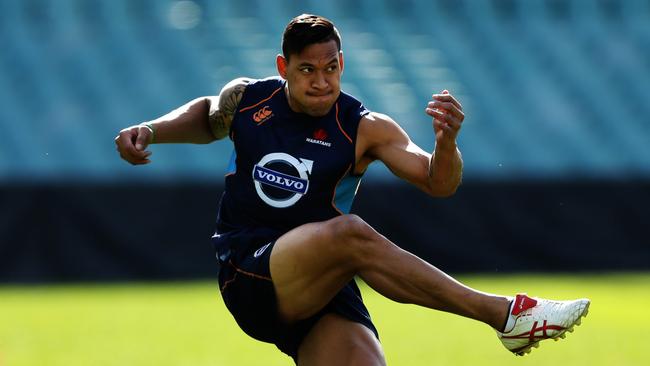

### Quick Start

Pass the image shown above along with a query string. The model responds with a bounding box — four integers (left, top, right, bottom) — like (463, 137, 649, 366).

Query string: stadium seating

(0, 0, 648, 182)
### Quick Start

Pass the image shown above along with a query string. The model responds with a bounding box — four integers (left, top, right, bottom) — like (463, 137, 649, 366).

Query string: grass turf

(0, 273, 647, 365)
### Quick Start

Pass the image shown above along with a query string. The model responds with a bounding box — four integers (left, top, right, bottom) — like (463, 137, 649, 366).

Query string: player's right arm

(115, 77, 251, 165)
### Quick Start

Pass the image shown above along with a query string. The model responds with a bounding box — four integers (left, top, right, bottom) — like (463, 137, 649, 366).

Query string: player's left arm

(357, 91, 464, 197)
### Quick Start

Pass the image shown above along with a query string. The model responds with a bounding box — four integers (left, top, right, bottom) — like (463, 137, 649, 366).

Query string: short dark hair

(282, 14, 341, 61)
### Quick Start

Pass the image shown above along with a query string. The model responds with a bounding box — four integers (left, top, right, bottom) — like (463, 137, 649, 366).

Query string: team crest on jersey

(252, 152, 314, 208)
(306, 128, 332, 147)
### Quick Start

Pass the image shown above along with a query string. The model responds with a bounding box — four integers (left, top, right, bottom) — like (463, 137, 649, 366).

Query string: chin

(307, 99, 336, 116)
(305, 106, 331, 117)
(293, 96, 336, 117)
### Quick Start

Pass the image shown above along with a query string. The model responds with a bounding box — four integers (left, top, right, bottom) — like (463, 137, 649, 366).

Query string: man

(115, 14, 589, 365)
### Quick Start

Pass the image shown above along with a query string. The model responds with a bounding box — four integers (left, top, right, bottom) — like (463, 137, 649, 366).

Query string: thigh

(297, 313, 385, 366)
(269, 216, 362, 322)
(218, 239, 280, 344)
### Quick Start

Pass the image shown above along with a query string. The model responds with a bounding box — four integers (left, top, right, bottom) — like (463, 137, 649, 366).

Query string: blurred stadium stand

(0, 0, 648, 181)
(1, 0, 648, 281)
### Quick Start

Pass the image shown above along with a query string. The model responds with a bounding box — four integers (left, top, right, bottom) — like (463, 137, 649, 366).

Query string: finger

(429, 108, 456, 124)
(435, 118, 458, 135)
(427, 101, 464, 120)
(432, 115, 452, 129)
(426, 108, 458, 125)
(120, 151, 151, 165)
(432, 92, 463, 110)
(134, 126, 152, 151)
(116, 129, 150, 161)
(116, 129, 138, 153)
(433, 118, 447, 129)
(119, 151, 140, 165)
(115, 131, 138, 161)
(433, 121, 456, 138)
(125, 149, 152, 163)
(134, 158, 152, 165)
(427, 107, 462, 132)
(431, 109, 462, 131)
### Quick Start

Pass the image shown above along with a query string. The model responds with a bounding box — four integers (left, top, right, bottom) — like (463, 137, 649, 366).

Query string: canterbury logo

(253, 242, 272, 258)
(253, 106, 273, 123)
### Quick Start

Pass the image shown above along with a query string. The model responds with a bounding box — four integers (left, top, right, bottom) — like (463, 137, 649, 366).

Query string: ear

(339, 51, 344, 75)
(277, 54, 288, 79)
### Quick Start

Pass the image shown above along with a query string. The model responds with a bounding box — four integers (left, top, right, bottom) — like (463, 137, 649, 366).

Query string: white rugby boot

(496, 293, 590, 356)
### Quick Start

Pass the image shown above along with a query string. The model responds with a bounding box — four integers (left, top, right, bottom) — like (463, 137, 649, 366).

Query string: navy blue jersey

(216, 77, 370, 234)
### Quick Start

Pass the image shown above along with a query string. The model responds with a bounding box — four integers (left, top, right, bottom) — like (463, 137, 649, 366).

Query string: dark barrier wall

(1, 180, 648, 282)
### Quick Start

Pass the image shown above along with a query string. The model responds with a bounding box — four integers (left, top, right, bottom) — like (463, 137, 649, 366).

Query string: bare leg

(270, 214, 509, 329)
(297, 314, 385, 366)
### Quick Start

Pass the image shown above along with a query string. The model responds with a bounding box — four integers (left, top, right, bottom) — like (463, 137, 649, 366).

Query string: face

(277, 40, 344, 117)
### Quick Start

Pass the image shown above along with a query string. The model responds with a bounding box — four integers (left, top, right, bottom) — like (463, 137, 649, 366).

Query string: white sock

(502, 300, 517, 333)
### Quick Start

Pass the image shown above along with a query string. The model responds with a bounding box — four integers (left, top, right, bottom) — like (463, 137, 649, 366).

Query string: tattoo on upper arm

(208, 78, 251, 139)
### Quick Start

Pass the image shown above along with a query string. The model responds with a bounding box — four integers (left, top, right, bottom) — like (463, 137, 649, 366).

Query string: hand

(425, 90, 464, 149)
(114, 124, 153, 165)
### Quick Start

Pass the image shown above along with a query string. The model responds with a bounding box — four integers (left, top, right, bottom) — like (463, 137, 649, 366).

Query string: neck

(284, 84, 301, 113)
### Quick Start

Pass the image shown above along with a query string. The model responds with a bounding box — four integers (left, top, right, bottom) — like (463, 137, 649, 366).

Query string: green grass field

(1, 273, 648, 366)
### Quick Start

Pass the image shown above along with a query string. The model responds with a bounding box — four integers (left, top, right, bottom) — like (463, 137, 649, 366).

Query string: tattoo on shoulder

(208, 78, 251, 139)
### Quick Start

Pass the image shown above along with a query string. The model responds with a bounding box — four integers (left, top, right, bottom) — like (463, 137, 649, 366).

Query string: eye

(300, 67, 313, 74)
(326, 65, 338, 72)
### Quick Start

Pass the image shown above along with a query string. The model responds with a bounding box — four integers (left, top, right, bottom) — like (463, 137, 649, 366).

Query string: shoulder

(358, 112, 410, 156)
(225, 76, 284, 94)
(227, 76, 285, 109)
(360, 112, 406, 137)
(337, 90, 371, 122)
(219, 76, 285, 102)
(219, 77, 253, 99)
(207, 77, 254, 140)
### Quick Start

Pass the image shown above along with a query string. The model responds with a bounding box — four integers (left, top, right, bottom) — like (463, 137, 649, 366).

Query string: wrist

(435, 139, 458, 154)
(140, 122, 155, 143)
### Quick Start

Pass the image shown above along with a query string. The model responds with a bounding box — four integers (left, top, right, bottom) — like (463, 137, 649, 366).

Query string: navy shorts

(212, 227, 379, 360)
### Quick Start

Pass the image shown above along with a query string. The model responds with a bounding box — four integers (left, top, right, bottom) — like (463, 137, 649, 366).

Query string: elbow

(427, 180, 461, 198)
(428, 186, 458, 198)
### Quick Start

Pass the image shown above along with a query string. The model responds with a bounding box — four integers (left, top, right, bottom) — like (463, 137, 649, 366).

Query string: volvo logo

(253, 152, 313, 208)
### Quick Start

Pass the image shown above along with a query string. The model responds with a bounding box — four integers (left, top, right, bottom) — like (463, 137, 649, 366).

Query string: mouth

(306, 91, 332, 98)
(306, 93, 334, 106)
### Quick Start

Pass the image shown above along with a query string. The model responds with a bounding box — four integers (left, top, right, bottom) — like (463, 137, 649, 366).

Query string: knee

(349, 344, 386, 366)
(327, 214, 377, 242)
(325, 215, 381, 263)
(347, 336, 386, 366)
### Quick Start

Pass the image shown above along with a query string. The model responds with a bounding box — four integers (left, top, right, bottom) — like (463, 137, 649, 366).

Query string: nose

(311, 71, 328, 90)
